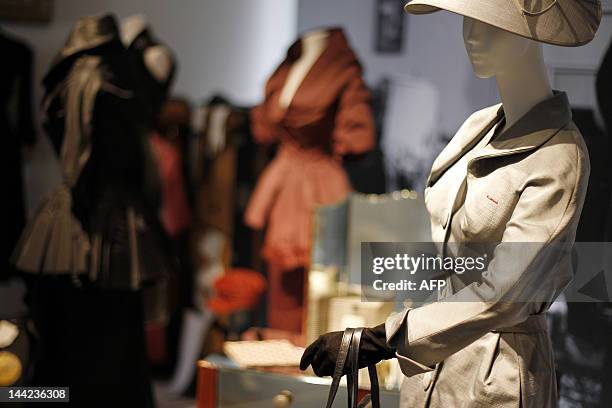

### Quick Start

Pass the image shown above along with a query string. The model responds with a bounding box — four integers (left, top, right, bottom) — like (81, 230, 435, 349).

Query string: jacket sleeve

(250, 103, 280, 144)
(332, 73, 375, 156)
(386, 132, 589, 377)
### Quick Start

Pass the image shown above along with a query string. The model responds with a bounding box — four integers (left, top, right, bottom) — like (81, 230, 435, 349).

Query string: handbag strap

(350, 328, 363, 406)
(351, 328, 381, 408)
(325, 328, 354, 408)
(367, 363, 380, 408)
(324, 328, 381, 408)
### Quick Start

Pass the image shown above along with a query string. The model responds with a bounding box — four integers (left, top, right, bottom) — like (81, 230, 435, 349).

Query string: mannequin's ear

(518, 0, 558, 16)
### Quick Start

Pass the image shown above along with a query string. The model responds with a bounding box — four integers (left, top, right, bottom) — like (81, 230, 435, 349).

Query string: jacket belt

(493, 314, 547, 333)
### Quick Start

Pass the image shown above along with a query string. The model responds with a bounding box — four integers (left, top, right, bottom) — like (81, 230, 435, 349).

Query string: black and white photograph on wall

(374, 0, 405, 53)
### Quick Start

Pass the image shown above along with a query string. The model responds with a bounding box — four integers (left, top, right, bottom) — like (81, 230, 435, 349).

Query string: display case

(196, 360, 400, 408)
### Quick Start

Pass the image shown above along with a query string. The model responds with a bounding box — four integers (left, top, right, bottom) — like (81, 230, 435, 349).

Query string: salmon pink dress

(245, 28, 375, 332)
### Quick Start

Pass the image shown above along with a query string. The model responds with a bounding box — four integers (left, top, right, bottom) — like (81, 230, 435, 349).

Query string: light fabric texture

(12, 57, 102, 276)
(386, 92, 590, 407)
(404, 0, 602, 47)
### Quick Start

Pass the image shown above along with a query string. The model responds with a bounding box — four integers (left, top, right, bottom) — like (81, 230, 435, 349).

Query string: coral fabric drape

(245, 28, 375, 332)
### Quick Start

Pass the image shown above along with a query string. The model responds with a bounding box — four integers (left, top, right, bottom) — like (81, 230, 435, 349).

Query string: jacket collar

(427, 91, 572, 187)
(262, 27, 362, 124)
(285, 27, 351, 63)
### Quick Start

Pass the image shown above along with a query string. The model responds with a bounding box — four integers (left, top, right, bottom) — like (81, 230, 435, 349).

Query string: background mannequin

(246, 28, 375, 333)
(13, 15, 166, 406)
(463, 17, 553, 131)
(278, 29, 329, 108)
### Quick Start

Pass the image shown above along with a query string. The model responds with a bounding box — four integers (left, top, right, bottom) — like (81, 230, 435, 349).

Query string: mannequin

(463, 17, 553, 131)
(121, 14, 172, 83)
(278, 29, 329, 108)
(302, 3, 598, 407)
(246, 28, 375, 333)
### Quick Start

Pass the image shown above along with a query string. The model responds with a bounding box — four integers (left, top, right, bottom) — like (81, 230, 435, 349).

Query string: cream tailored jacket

(386, 92, 589, 407)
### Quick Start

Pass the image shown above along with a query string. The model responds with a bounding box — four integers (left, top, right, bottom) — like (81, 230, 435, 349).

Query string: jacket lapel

(426, 104, 502, 187)
(427, 91, 572, 187)
(468, 91, 573, 170)
(261, 28, 359, 125)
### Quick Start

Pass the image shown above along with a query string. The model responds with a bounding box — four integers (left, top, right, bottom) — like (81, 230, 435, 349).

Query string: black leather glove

(299, 324, 396, 377)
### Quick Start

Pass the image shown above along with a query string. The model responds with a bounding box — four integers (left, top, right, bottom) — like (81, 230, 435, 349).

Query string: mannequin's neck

(121, 14, 147, 46)
(300, 29, 329, 58)
(495, 43, 553, 130)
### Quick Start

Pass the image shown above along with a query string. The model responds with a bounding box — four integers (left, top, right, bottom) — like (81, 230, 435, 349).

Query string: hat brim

(404, 0, 601, 47)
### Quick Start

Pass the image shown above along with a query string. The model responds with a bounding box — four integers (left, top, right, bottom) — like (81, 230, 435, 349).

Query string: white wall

(3, 0, 298, 105)
(298, 0, 612, 135)
(3, 0, 298, 214)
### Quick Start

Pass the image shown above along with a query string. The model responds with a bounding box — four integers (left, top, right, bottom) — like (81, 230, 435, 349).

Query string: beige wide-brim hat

(405, 0, 602, 46)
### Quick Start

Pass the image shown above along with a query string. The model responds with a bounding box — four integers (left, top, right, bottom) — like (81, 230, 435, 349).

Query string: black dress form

(0, 30, 35, 281)
(14, 15, 170, 290)
(18, 15, 160, 407)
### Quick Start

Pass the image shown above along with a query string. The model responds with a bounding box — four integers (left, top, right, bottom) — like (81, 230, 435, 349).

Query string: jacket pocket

(460, 179, 517, 241)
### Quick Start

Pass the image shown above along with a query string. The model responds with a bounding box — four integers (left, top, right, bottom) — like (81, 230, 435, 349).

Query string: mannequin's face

(463, 17, 531, 78)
